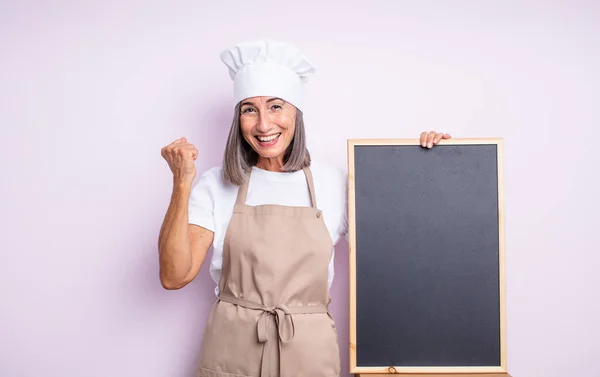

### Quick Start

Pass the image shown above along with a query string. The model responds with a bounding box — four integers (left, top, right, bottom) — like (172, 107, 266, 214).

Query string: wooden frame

(347, 138, 509, 376)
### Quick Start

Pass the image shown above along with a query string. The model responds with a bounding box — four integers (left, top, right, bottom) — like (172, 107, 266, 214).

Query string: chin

(256, 149, 286, 159)
(252, 143, 289, 159)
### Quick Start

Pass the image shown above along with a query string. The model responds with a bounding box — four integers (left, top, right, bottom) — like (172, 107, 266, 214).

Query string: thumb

(180, 136, 187, 143)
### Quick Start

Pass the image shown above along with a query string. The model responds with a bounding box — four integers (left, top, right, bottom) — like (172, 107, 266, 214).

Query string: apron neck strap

(235, 170, 251, 205)
(235, 166, 318, 208)
(303, 167, 318, 209)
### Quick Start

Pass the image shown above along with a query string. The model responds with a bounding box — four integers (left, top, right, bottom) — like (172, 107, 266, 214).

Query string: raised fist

(161, 137, 198, 182)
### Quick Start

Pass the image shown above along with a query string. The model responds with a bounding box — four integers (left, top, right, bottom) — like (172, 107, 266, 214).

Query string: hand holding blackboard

(419, 131, 452, 148)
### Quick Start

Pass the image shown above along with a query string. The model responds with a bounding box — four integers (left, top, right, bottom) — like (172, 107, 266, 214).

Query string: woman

(158, 40, 450, 377)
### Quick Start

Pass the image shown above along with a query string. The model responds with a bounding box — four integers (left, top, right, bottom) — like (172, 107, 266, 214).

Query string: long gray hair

(222, 103, 311, 186)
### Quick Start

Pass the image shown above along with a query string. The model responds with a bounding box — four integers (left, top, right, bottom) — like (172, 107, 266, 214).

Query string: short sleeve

(342, 188, 349, 243)
(188, 169, 216, 232)
(336, 167, 350, 244)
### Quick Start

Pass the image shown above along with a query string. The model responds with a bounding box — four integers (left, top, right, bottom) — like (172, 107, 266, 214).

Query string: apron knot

(258, 305, 295, 343)
(217, 293, 330, 377)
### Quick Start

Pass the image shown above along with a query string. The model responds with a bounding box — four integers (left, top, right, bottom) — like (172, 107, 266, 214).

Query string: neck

(256, 156, 285, 172)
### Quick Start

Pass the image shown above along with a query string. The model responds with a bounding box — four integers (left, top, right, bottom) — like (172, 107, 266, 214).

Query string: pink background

(1, 1, 599, 376)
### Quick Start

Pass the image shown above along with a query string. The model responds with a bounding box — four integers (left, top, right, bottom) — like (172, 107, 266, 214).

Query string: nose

(256, 113, 271, 133)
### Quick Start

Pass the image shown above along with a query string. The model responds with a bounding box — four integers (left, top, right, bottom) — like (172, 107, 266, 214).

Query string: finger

(442, 133, 452, 139)
(433, 133, 443, 144)
(420, 132, 428, 147)
(168, 137, 187, 147)
(184, 146, 198, 161)
(163, 143, 183, 157)
(427, 131, 436, 148)
(177, 145, 198, 160)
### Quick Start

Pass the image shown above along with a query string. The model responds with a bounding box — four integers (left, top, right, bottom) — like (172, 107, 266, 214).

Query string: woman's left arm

(420, 131, 451, 148)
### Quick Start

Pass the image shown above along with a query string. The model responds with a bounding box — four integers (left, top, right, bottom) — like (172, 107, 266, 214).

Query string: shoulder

(309, 160, 347, 207)
(196, 166, 224, 186)
(191, 166, 238, 197)
(309, 161, 347, 188)
(309, 161, 348, 239)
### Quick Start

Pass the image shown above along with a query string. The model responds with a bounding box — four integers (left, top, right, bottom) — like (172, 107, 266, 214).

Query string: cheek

(285, 117, 296, 138)
(286, 124, 296, 138)
(240, 118, 255, 139)
(277, 113, 296, 132)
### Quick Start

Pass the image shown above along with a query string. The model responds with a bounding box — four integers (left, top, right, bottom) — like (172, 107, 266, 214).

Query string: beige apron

(196, 167, 341, 377)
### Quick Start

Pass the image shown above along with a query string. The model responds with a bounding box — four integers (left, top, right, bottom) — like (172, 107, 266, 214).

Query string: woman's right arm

(158, 137, 214, 290)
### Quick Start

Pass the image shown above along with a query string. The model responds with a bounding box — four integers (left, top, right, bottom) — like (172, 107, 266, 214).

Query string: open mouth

(256, 133, 281, 146)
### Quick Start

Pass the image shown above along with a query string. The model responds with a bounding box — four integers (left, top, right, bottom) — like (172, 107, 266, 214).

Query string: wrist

(173, 176, 194, 189)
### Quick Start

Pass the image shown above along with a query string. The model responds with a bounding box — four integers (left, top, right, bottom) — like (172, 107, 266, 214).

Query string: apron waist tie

(218, 293, 328, 377)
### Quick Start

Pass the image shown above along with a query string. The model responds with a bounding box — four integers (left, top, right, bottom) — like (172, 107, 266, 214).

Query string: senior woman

(158, 40, 450, 377)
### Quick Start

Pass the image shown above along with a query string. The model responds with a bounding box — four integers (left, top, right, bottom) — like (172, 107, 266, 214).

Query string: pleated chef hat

(220, 39, 316, 111)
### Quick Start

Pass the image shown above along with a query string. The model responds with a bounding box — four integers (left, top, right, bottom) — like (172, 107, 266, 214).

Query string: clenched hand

(161, 137, 198, 183)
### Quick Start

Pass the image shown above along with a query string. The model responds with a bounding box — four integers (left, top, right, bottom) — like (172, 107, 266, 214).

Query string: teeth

(257, 133, 280, 142)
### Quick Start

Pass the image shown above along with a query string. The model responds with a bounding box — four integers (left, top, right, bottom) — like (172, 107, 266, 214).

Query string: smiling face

(239, 96, 297, 171)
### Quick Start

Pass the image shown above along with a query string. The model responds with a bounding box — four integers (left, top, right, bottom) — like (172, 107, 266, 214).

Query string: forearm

(158, 179, 193, 287)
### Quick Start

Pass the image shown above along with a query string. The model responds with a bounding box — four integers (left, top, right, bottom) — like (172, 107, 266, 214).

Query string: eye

(242, 107, 256, 113)
(271, 104, 283, 110)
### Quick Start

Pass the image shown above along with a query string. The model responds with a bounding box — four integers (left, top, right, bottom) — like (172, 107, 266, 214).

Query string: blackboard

(347, 138, 510, 376)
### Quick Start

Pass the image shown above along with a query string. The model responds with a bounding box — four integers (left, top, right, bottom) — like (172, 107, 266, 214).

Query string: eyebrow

(240, 97, 285, 107)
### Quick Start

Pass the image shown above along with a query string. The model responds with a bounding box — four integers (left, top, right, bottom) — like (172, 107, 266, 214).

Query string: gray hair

(222, 103, 311, 186)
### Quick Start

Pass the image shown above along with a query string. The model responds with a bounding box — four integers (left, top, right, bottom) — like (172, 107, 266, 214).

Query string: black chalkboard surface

(348, 139, 510, 376)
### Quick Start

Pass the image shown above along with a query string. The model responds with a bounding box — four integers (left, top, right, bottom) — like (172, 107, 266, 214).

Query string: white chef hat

(220, 39, 316, 111)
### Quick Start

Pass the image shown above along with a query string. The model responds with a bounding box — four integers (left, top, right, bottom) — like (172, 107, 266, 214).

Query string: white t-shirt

(188, 161, 349, 296)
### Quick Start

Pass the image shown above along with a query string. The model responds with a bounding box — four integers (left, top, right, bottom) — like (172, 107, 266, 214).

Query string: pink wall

(1, 1, 599, 376)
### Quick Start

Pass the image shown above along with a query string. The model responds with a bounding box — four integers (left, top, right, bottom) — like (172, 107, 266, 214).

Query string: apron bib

(196, 167, 341, 377)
